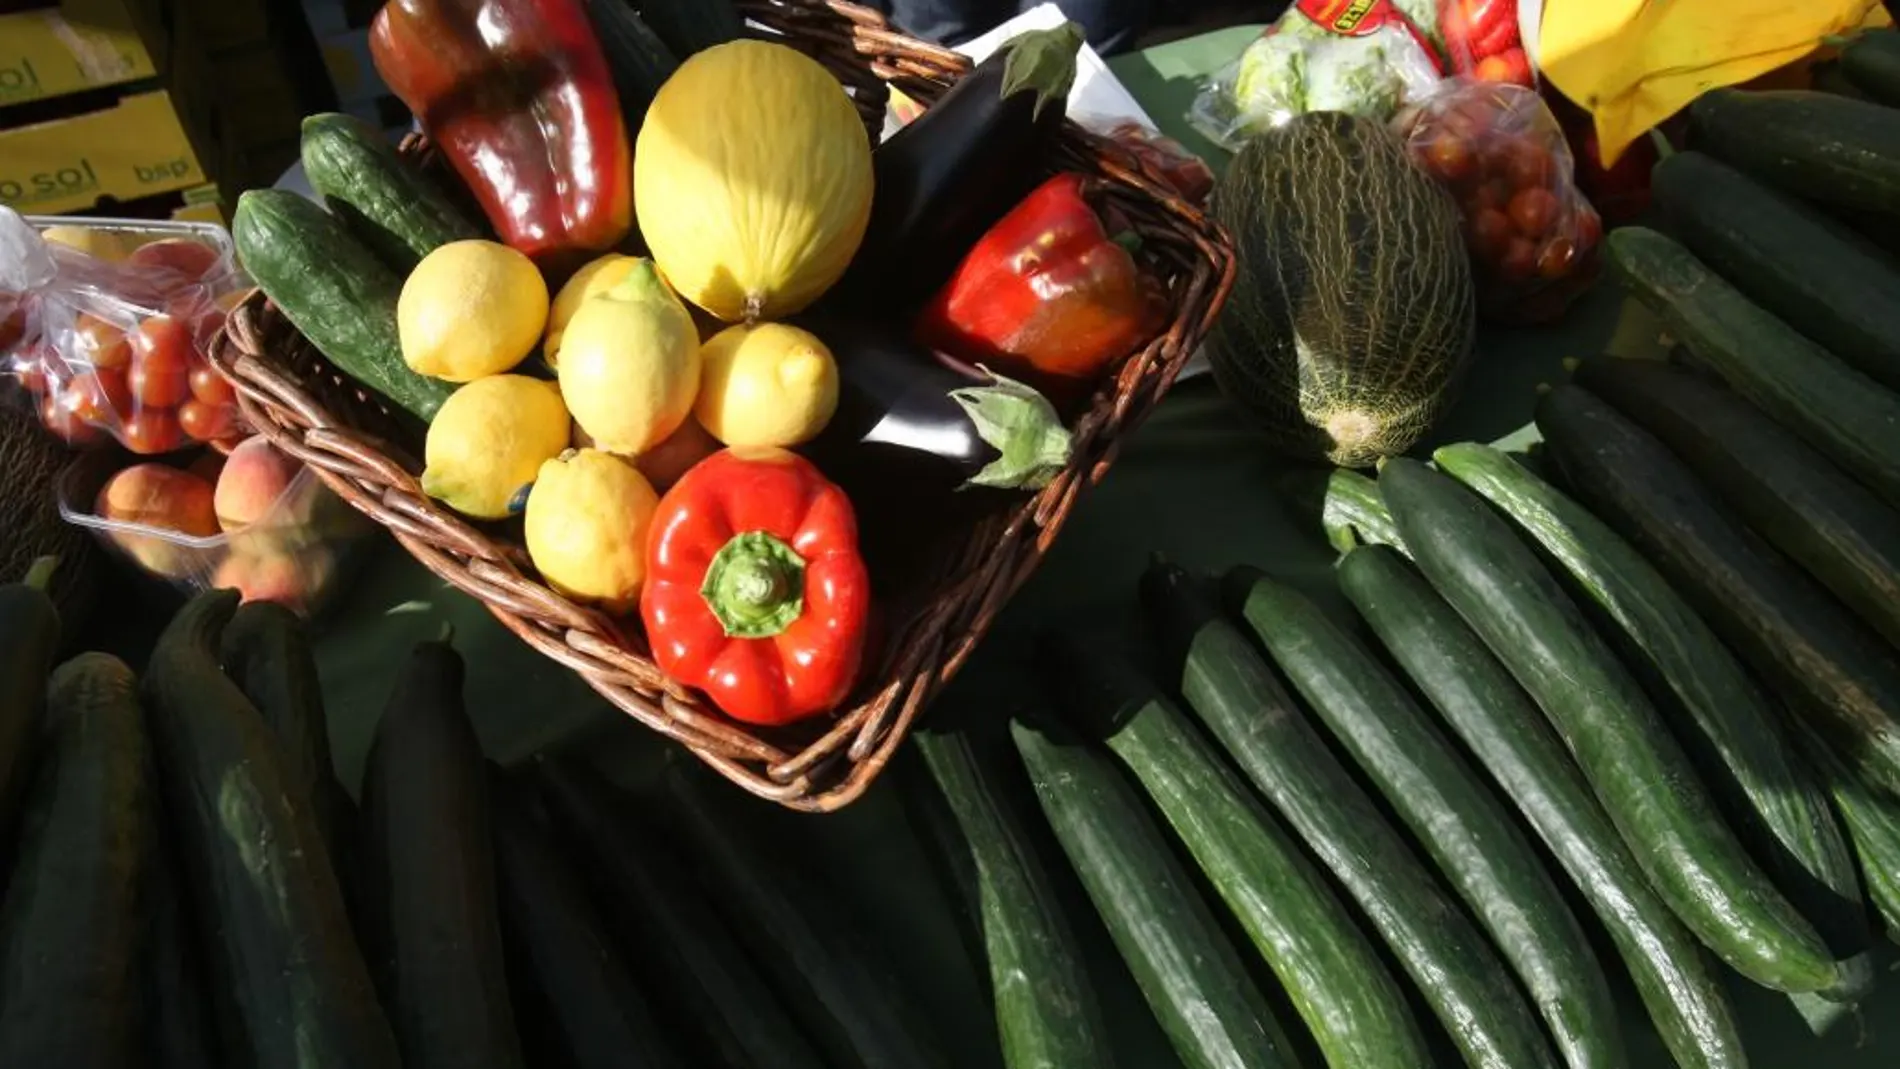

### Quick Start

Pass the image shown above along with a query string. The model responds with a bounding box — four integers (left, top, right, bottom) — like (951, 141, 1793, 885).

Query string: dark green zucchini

(1535, 385, 1900, 800)
(1275, 467, 1408, 555)
(533, 756, 828, 1069)
(0, 557, 59, 853)
(1010, 714, 1305, 1069)
(300, 112, 481, 273)
(219, 601, 359, 910)
(661, 763, 951, 1069)
(1142, 561, 1558, 1069)
(1224, 566, 1620, 1069)
(1378, 457, 1843, 995)
(1577, 356, 1900, 650)
(582, 0, 678, 124)
(141, 591, 398, 1069)
(1435, 438, 1873, 966)
(1689, 88, 1900, 218)
(1841, 31, 1900, 106)
(910, 728, 1115, 1069)
(1038, 632, 1430, 1069)
(145, 820, 220, 1069)
(1336, 545, 1747, 1069)
(1652, 150, 1900, 390)
(490, 769, 684, 1069)
(0, 654, 152, 1069)
(636, 0, 744, 57)
(359, 641, 523, 1069)
(1799, 727, 1900, 943)
(1606, 226, 1900, 507)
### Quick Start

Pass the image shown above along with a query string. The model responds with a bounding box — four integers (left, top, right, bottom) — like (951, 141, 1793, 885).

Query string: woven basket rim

(208, 0, 1236, 811)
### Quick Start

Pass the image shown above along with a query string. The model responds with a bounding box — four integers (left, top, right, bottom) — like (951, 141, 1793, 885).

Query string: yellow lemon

(421, 375, 570, 519)
(543, 252, 641, 367)
(524, 448, 660, 613)
(694, 322, 838, 447)
(399, 239, 549, 382)
(557, 259, 702, 455)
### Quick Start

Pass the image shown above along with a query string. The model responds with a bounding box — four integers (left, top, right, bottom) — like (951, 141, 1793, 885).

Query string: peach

(213, 545, 330, 612)
(95, 463, 219, 578)
(215, 437, 301, 532)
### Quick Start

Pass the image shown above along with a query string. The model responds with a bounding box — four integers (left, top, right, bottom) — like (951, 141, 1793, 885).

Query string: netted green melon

(1, 404, 100, 639)
(1208, 111, 1476, 467)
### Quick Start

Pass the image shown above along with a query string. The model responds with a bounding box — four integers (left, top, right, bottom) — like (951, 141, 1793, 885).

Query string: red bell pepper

(641, 448, 871, 726)
(369, 0, 633, 269)
(916, 172, 1165, 395)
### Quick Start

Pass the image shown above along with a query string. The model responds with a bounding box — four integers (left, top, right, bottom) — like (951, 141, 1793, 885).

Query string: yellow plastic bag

(1538, 0, 1890, 165)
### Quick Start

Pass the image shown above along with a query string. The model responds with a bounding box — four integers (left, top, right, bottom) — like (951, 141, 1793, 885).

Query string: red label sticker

(1294, 0, 1400, 37)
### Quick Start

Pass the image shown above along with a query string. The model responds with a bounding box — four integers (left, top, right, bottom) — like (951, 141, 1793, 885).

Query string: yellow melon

(634, 40, 874, 322)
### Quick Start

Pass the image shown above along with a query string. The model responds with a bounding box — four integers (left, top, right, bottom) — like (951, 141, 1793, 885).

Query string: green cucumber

(1689, 88, 1900, 218)
(534, 756, 828, 1069)
(910, 728, 1114, 1069)
(1841, 31, 1900, 106)
(1652, 150, 1900, 390)
(220, 601, 359, 911)
(1378, 457, 1842, 995)
(1336, 545, 1747, 1069)
(0, 654, 153, 1069)
(1578, 356, 1900, 650)
(581, 0, 678, 124)
(1534, 385, 1900, 802)
(142, 591, 398, 1069)
(1010, 715, 1305, 1069)
(359, 641, 523, 1069)
(0, 557, 59, 855)
(1435, 438, 1872, 964)
(1142, 561, 1559, 1069)
(1805, 738, 1900, 944)
(145, 824, 220, 1069)
(636, 0, 744, 57)
(233, 188, 456, 423)
(1276, 467, 1408, 555)
(1038, 632, 1430, 1069)
(1224, 566, 1620, 1069)
(490, 770, 684, 1069)
(661, 763, 952, 1069)
(1606, 226, 1900, 507)
(300, 112, 481, 274)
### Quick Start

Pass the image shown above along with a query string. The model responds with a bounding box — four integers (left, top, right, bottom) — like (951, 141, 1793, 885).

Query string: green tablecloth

(296, 27, 1899, 1068)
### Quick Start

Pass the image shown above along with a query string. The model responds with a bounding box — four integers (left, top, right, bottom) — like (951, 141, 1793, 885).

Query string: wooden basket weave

(207, 0, 1235, 810)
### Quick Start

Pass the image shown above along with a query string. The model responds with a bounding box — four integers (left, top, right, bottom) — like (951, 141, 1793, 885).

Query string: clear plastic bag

(0, 211, 249, 453)
(1437, 0, 1533, 85)
(1189, 0, 1444, 151)
(1394, 79, 1603, 324)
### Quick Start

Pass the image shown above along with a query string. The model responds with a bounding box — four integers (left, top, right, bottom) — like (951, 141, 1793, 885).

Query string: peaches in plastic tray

(58, 437, 373, 616)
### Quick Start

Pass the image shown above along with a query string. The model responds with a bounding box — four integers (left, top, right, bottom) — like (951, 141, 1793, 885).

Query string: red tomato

(40, 392, 105, 447)
(187, 361, 236, 405)
(72, 313, 132, 371)
(9, 355, 49, 397)
(1573, 205, 1604, 253)
(1503, 140, 1556, 190)
(1535, 237, 1579, 280)
(1498, 238, 1538, 284)
(0, 305, 25, 352)
(178, 399, 239, 442)
(120, 408, 185, 455)
(1508, 187, 1560, 238)
(129, 317, 194, 407)
(1471, 178, 1512, 213)
(128, 238, 221, 282)
(60, 369, 132, 426)
(1466, 208, 1513, 262)
(1424, 133, 1476, 185)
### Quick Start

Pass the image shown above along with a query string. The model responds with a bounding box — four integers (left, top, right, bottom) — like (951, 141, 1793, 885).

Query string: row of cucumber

(0, 581, 972, 1069)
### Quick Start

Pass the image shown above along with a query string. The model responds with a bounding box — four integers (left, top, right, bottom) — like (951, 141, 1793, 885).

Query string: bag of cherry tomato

(1437, 0, 1534, 86)
(1394, 79, 1603, 325)
(0, 213, 249, 454)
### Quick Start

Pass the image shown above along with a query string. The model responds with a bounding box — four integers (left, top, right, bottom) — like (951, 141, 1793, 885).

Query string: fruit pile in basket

(226, 0, 1183, 728)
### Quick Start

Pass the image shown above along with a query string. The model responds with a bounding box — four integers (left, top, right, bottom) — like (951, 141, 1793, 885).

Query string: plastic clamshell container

(56, 446, 375, 616)
(23, 213, 239, 281)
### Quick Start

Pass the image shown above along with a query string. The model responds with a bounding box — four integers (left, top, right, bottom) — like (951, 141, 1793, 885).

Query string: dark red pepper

(916, 173, 1164, 397)
(370, 0, 633, 270)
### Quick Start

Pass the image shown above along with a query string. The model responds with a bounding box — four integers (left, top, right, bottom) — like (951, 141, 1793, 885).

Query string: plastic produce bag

(0, 212, 249, 453)
(1438, 0, 1533, 84)
(1189, 0, 1443, 151)
(1394, 80, 1602, 324)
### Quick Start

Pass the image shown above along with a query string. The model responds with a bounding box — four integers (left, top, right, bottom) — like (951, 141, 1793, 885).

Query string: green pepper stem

(701, 531, 808, 639)
(22, 556, 58, 591)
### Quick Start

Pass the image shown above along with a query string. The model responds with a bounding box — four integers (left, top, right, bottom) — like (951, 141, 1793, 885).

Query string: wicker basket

(207, 0, 1235, 811)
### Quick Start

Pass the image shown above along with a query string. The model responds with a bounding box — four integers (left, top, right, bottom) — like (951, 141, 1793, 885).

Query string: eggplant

(833, 20, 1084, 309)
(797, 316, 1073, 491)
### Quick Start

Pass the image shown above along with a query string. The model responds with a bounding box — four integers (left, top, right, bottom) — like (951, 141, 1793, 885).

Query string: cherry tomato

(129, 317, 194, 407)
(40, 392, 105, 447)
(120, 408, 185, 455)
(1471, 179, 1512, 213)
(1508, 187, 1560, 238)
(187, 360, 236, 405)
(72, 313, 132, 370)
(1498, 238, 1538, 284)
(60, 369, 132, 426)
(1573, 205, 1604, 252)
(1424, 133, 1475, 185)
(178, 399, 239, 442)
(131, 314, 195, 370)
(9, 356, 48, 397)
(1535, 237, 1579, 280)
(0, 305, 25, 352)
(1503, 140, 1556, 190)
(1466, 208, 1513, 262)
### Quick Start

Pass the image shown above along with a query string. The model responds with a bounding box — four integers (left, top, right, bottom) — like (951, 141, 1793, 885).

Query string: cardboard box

(0, 89, 205, 215)
(0, 0, 164, 106)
